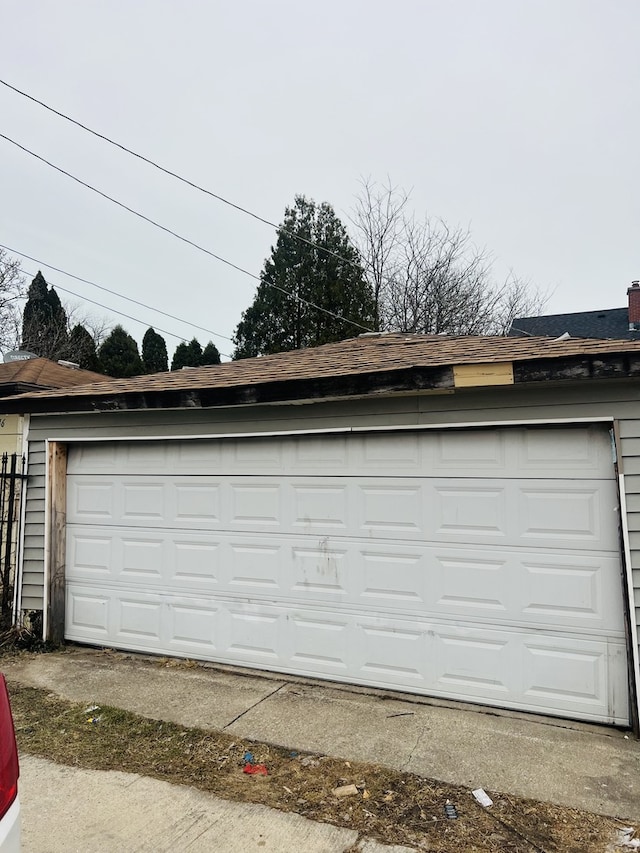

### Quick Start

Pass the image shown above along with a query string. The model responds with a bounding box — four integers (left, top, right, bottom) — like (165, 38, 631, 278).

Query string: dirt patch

(7, 682, 633, 852)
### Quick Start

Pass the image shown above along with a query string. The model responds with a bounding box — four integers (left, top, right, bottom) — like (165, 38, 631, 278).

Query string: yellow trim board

(453, 362, 514, 388)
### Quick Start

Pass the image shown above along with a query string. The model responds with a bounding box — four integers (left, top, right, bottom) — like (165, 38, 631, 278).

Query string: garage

(64, 424, 629, 725)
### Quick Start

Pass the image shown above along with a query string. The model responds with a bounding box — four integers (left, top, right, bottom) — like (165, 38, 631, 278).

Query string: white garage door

(65, 425, 629, 725)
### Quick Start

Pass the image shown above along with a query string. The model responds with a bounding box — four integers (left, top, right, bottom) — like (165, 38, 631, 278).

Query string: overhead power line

(0, 77, 364, 273)
(0, 242, 233, 343)
(0, 132, 374, 335)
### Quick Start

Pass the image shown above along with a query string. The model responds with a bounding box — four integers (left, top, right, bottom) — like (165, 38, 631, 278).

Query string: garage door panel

(118, 597, 163, 642)
(67, 588, 110, 637)
(230, 484, 280, 526)
(170, 602, 219, 651)
(228, 607, 280, 662)
(175, 483, 220, 523)
(66, 425, 614, 479)
(290, 614, 350, 672)
(433, 430, 507, 472)
(521, 636, 628, 720)
(69, 533, 113, 575)
(291, 484, 348, 529)
(67, 475, 620, 552)
(69, 480, 114, 520)
(67, 526, 623, 634)
(355, 432, 422, 473)
(434, 485, 507, 538)
(64, 578, 627, 723)
(360, 485, 423, 534)
(65, 426, 630, 725)
(518, 487, 603, 542)
(121, 537, 164, 580)
(434, 629, 512, 696)
(517, 427, 611, 475)
(228, 543, 281, 589)
(360, 551, 425, 604)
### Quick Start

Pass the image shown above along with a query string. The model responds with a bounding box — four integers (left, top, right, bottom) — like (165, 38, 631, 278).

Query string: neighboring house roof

(4, 332, 640, 415)
(510, 281, 640, 340)
(0, 358, 106, 399)
(508, 307, 640, 340)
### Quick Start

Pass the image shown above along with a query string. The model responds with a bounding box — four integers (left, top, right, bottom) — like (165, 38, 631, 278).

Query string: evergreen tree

(142, 327, 168, 373)
(66, 324, 101, 372)
(21, 271, 69, 359)
(98, 325, 143, 377)
(171, 338, 203, 370)
(201, 341, 221, 365)
(233, 196, 374, 359)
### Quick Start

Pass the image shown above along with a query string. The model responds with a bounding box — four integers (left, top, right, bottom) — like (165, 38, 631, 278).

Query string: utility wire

(20, 267, 232, 358)
(0, 132, 374, 334)
(0, 242, 233, 343)
(0, 77, 365, 273)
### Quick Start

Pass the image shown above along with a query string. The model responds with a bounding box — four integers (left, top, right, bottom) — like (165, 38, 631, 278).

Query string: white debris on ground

(611, 826, 640, 850)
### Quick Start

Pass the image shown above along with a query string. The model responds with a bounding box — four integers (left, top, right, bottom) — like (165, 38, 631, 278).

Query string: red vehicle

(0, 676, 19, 851)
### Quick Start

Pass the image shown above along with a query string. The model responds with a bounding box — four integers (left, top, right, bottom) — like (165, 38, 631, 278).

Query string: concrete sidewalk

(5, 648, 640, 823)
(21, 755, 409, 853)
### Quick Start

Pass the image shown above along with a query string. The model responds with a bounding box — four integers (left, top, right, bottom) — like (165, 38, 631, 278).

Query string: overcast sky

(2, 1, 638, 360)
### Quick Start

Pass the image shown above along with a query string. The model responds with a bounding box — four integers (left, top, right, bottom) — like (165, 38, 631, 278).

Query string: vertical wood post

(47, 442, 67, 645)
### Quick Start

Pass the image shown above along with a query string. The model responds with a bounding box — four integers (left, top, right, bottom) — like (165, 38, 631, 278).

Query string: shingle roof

(509, 307, 639, 340)
(6, 332, 640, 410)
(0, 358, 106, 397)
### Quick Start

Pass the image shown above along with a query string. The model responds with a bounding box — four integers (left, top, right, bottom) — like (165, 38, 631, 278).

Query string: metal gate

(0, 454, 26, 628)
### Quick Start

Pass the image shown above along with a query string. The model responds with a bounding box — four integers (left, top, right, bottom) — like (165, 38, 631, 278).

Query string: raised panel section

(231, 485, 280, 525)
(228, 609, 279, 660)
(170, 603, 218, 649)
(435, 487, 506, 537)
(435, 430, 505, 471)
(435, 632, 510, 694)
(290, 615, 349, 670)
(519, 488, 599, 541)
(361, 552, 424, 603)
(69, 481, 113, 520)
(121, 538, 163, 578)
(292, 485, 347, 529)
(436, 556, 507, 612)
(229, 544, 280, 588)
(67, 590, 109, 634)
(523, 641, 605, 707)
(69, 535, 112, 574)
(291, 546, 347, 595)
(123, 484, 164, 519)
(117, 599, 162, 640)
(174, 484, 219, 522)
(360, 486, 422, 533)
(172, 541, 219, 583)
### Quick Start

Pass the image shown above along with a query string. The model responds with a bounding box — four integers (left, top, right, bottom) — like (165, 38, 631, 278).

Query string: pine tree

(201, 341, 221, 365)
(171, 338, 203, 370)
(98, 325, 143, 377)
(21, 271, 69, 359)
(142, 327, 168, 373)
(66, 324, 101, 372)
(233, 196, 374, 359)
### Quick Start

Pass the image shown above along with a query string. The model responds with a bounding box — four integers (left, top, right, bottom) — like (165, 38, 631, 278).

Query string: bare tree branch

(349, 180, 549, 336)
(0, 250, 26, 354)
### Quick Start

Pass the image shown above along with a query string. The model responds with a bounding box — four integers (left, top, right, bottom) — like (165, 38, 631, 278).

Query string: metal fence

(0, 453, 27, 628)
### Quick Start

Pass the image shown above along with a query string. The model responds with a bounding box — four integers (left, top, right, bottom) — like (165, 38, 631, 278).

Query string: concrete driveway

(5, 648, 640, 833)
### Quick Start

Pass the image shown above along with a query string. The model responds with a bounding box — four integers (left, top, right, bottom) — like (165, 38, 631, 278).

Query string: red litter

(243, 763, 268, 776)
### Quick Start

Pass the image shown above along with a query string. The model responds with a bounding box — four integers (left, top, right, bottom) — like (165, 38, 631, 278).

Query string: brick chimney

(628, 281, 640, 329)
